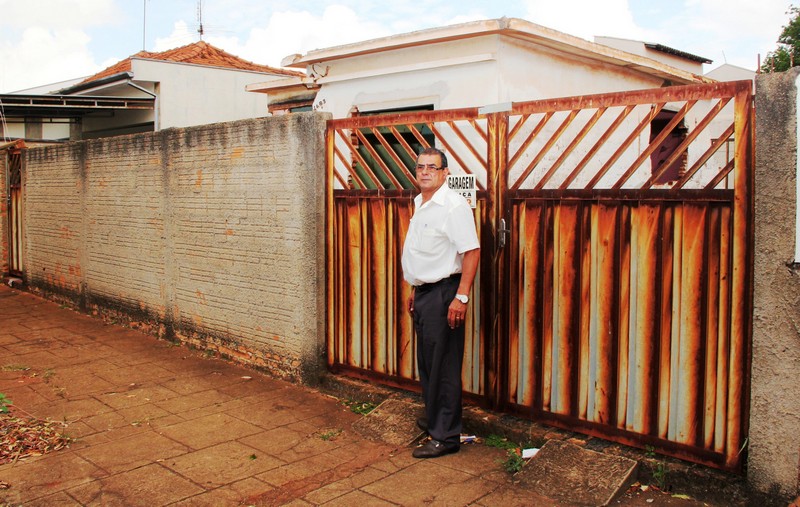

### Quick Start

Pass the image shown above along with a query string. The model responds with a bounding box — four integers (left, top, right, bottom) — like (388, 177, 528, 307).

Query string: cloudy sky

(0, 0, 793, 93)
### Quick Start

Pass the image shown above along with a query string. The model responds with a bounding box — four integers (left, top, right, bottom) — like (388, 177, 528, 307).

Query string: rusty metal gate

(5, 142, 24, 276)
(326, 80, 753, 471)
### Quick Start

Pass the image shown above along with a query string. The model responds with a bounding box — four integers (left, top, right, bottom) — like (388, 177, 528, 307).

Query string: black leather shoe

(412, 439, 459, 458)
(416, 417, 428, 432)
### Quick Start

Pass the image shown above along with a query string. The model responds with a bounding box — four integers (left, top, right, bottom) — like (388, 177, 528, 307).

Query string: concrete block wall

(751, 68, 800, 499)
(22, 114, 328, 383)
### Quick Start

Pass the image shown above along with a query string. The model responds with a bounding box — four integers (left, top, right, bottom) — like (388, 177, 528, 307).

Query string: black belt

(416, 273, 461, 292)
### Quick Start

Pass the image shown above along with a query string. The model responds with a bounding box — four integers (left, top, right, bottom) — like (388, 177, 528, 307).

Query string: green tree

(762, 6, 800, 72)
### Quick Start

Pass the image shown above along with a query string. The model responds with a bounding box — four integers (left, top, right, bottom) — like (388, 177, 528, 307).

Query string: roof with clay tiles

(81, 41, 303, 84)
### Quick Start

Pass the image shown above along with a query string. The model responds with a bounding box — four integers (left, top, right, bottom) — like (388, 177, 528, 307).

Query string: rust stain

(195, 290, 207, 305)
(195, 169, 203, 188)
(225, 229, 234, 236)
(230, 147, 245, 160)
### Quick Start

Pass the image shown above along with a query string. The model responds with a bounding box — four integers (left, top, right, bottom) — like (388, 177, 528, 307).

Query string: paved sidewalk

(0, 285, 556, 506)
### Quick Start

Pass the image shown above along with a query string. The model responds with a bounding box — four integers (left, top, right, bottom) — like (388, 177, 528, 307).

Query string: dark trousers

(413, 276, 464, 447)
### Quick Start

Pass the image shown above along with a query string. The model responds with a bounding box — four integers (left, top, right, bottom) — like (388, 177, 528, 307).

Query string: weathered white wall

(314, 34, 673, 119)
(133, 59, 271, 129)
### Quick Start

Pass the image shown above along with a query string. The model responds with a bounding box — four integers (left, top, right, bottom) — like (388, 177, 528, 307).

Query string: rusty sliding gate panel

(325, 108, 489, 397)
(326, 80, 754, 472)
(6, 146, 24, 276)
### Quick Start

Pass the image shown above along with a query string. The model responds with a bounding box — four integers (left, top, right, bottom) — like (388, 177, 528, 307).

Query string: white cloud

(669, 0, 789, 68)
(522, 0, 648, 41)
(0, 0, 121, 92)
(0, 27, 100, 92)
(208, 5, 393, 67)
(520, 0, 788, 70)
(154, 21, 198, 52)
(0, 0, 119, 28)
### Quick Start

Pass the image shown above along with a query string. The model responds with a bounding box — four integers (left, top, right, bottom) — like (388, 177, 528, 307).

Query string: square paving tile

(171, 477, 274, 507)
(158, 412, 263, 449)
(67, 462, 204, 506)
(0, 451, 103, 504)
(73, 429, 190, 473)
(153, 388, 234, 416)
(163, 440, 284, 488)
(361, 460, 475, 505)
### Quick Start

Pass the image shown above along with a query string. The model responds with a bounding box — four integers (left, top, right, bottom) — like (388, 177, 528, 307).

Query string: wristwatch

(454, 294, 469, 304)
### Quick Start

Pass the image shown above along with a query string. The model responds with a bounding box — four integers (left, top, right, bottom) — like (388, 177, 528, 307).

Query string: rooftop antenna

(142, 0, 147, 50)
(197, 0, 204, 40)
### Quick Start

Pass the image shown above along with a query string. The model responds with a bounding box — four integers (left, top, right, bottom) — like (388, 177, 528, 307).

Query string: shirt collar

(415, 183, 450, 208)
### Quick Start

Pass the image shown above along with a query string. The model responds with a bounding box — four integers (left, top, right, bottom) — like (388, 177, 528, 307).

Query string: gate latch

(498, 218, 511, 249)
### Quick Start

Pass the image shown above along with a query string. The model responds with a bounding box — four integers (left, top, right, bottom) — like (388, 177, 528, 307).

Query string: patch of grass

(651, 461, 668, 490)
(501, 449, 525, 474)
(318, 428, 342, 441)
(0, 393, 12, 413)
(342, 399, 377, 416)
(644, 445, 668, 490)
(248, 453, 257, 460)
(484, 434, 518, 451)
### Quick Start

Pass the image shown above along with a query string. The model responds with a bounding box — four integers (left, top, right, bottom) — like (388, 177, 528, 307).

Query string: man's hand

(448, 299, 467, 328)
(407, 291, 415, 315)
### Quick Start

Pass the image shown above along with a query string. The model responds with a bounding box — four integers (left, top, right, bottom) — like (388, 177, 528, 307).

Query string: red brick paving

(0, 285, 556, 506)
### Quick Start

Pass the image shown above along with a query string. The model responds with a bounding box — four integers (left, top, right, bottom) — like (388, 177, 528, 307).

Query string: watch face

(456, 294, 468, 303)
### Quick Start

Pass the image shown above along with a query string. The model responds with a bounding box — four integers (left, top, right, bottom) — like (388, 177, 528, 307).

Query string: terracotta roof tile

(81, 41, 303, 84)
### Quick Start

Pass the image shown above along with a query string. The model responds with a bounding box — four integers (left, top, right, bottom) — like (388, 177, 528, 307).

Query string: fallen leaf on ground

(0, 413, 71, 464)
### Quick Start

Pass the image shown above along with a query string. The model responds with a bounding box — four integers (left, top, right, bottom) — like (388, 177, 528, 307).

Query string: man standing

(402, 147, 480, 458)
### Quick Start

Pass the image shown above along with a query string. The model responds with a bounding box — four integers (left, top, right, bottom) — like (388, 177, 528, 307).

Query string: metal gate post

(726, 81, 754, 469)
(325, 124, 336, 367)
(485, 111, 509, 407)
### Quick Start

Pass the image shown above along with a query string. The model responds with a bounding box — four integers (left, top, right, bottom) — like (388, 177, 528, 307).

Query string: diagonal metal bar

(673, 123, 735, 190)
(335, 129, 384, 189)
(389, 125, 422, 163)
(408, 123, 433, 151)
(561, 105, 635, 190)
(512, 109, 579, 191)
(611, 100, 697, 190)
(354, 128, 403, 189)
(330, 151, 349, 188)
(527, 107, 604, 191)
(508, 112, 554, 170)
(333, 141, 364, 189)
(642, 97, 732, 190)
(470, 118, 488, 143)
(447, 120, 488, 168)
(508, 113, 531, 142)
(428, 122, 488, 191)
(586, 103, 666, 189)
(372, 127, 419, 191)
(704, 159, 735, 190)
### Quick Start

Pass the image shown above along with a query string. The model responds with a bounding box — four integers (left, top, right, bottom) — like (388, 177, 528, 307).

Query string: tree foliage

(762, 6, 800, 73)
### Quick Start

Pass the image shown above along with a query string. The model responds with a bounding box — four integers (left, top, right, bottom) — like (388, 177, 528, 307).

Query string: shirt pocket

(415, 227, 448, 253)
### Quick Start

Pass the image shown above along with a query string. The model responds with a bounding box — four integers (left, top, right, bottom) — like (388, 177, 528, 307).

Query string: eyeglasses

(415, 164, 445, 173)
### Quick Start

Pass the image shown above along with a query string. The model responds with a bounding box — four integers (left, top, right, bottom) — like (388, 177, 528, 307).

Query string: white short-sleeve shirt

(401, 184, 480, 286)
